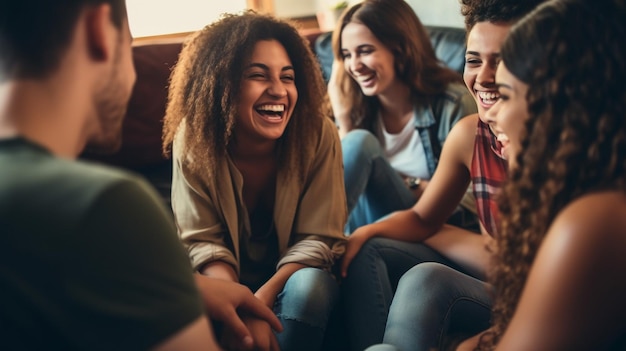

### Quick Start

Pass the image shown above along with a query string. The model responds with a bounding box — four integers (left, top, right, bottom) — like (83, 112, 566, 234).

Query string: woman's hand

(341, 225, 375, 277)
(254, 262, 307, 309)
(328, 60, 352, 137)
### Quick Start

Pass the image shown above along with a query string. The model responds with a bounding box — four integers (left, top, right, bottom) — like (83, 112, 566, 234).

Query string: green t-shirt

(0, 138, 203, 350)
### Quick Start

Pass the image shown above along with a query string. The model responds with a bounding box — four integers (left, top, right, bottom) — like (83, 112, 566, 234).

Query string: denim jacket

(375, 82, 477, 175)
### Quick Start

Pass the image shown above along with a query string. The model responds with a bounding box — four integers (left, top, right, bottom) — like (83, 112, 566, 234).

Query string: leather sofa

(81, 26, 467, 210)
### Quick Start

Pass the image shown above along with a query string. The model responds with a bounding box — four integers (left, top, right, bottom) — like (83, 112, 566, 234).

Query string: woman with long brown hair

(329, 0, 477, 235)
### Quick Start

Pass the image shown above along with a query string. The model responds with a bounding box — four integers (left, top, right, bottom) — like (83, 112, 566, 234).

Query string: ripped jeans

(273, 267, 339, 351)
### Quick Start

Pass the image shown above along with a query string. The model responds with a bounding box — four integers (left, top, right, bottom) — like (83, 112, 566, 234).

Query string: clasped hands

(194, 274, 282, 350)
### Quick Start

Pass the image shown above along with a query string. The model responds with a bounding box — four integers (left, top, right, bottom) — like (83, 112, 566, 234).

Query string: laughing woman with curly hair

(454, 0, 626, 349)
(162, 12, 347, 351)
(476, 0, 626, 349)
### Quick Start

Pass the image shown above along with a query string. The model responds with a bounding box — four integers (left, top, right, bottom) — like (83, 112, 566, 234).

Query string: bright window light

(126, 0, 247, 38)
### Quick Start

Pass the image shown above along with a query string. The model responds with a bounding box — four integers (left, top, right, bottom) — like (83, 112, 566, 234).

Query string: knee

(277, 268, 339, 326)
(342, 130, 381, 161)
(359, 236, 397, 256)
(397, 262, 458, 297)
(365, 345, 402, 351)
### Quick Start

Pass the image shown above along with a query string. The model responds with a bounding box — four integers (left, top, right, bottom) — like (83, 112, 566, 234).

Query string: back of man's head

(0, 0, 127, 82)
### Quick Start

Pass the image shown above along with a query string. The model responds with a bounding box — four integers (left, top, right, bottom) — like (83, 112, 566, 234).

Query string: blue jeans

(383, 262, 491, 351)
(342, 130, 416, 233)
(342, 237, 487, 351)
(364, 345, 401, 351)
(274, 267, 339, 351)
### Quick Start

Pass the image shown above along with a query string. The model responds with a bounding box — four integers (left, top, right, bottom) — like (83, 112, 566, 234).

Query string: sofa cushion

(427, 26, 467, 75)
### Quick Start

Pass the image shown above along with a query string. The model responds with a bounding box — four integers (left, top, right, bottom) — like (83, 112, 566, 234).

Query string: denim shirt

(407, 82, 476, 175)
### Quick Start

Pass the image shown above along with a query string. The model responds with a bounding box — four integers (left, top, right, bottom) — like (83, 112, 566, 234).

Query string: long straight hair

(331, 0, 461, 132)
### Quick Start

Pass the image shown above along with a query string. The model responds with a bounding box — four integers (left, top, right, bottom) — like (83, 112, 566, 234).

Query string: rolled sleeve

(171, 139, 237, 272)
(288, 118, 348, 267)
(277, 236, 345, 271)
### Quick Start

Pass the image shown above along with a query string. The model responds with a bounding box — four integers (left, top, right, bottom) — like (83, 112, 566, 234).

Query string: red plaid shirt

(471, 119, 508, 237)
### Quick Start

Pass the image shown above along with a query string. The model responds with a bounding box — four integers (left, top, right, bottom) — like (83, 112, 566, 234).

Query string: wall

(127, 0, 247, 37)
(127, 0, 465, 38)
(405, 0, 464, 28)
(275, 0, 465, 28)
(274, 0, 316, 18)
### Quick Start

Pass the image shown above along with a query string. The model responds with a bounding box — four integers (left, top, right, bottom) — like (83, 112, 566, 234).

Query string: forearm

(328, 60, 352, 139)
(255, 263, 306, 308)
(359, 208, 440, 243)
(423, 224, 490, 278)
(336, 116, 352, 139)
(200, 260, 238, 282)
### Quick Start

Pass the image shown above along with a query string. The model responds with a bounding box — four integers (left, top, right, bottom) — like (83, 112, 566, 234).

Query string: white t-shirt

(382, 111, 430, 180)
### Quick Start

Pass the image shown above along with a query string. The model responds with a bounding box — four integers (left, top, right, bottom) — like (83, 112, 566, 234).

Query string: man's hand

(194, 274, 283, 349)
(220, 315, 280, 351)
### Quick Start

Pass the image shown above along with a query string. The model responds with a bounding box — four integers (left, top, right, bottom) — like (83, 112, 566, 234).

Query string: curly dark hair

(460, 0, 545, 31)
(331, 0, 461, 132)
(478, 0, 626, 349)
(162, 11, 327, 184)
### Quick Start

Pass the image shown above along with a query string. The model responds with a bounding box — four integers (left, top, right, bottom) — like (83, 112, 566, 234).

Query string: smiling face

(236, 39, 297, 143)
(464, 21, 511, 126)
(340, 22, 400, 98)
(487, 62, 529, 167)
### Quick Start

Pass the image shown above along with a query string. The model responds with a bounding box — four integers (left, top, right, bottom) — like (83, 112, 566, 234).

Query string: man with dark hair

(0, 1, 279, 349)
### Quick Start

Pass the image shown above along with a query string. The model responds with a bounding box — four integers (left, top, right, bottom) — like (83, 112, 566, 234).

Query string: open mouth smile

(476, 90, 499, 108)
(255, 104, 285, 122)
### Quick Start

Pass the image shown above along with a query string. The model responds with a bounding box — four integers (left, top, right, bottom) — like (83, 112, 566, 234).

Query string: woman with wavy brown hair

(328, 0, 477, 236)
(456, 0, 626, 349)
(162, 11, 347, 351)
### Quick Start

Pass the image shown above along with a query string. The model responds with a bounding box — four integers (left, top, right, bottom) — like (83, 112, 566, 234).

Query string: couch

(80, 26, 467, 210)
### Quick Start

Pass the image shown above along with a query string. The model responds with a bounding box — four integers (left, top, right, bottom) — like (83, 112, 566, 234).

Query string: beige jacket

(171, 117, 347, 275)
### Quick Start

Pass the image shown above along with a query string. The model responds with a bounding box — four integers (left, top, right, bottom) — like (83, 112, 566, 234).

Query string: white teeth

(257, 104, 284, 112)
(477, 91, 499, 102)
(357, 73, 375, 83)
(496, 133, 509, 142)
